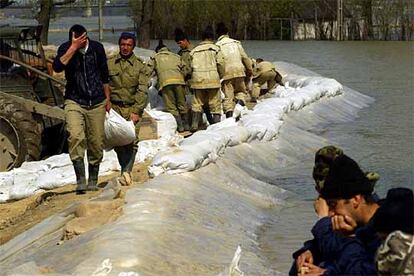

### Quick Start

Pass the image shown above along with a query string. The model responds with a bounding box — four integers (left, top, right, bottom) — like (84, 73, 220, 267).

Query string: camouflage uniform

(189, 40, 224, 131)
(216, 34, 252, 115)
(376, 230, 414, 275)
(108, 53, 149, 182)
(150, 47, 188, 131)
(251, 61, 278, 99)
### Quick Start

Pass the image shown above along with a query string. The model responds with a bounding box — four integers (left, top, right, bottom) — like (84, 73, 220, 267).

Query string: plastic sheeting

(0, 62, 374, 275)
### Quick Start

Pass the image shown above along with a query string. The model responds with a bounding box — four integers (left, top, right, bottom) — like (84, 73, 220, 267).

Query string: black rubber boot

(213, 114, 221, 124)
(190, 112, 201, 132)
(236, 99, 245, 106)
(87, 164, 100, 191)
(174, 115, 184, 132)
(181, 113, 190, 131)
(73, 159, 86, 194)
(225, 111, 233, 118)
(124, 148, 137, 173)
(204, 108, 214, 125)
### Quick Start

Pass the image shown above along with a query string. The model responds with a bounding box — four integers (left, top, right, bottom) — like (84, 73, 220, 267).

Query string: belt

(111, 100, 134, 107)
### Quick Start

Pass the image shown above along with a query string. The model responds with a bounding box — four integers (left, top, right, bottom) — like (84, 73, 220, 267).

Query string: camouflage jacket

(107, 53, 150, 116)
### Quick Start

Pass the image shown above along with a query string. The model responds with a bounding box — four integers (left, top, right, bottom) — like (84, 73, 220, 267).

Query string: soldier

(251, 58, 284, 102)
(215, 22, 252, 118)
(53, 24, 110, 194)
(150, 40, 189, 132)
(189, 26, 224, 132)
(107, 32, 149, 186)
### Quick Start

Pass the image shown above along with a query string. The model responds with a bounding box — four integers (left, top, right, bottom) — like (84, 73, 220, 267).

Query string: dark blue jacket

(289, 217, 380, 275)
(53, 39, 109, 107)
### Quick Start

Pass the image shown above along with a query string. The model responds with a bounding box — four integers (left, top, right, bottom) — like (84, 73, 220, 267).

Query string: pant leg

(174, 85, 188, 115)
(85, 101, 106, 166)
(64, 100, 87, 162)
(252, 74, 268, 98)
(207, 88, 222, 114)
(222, 79, 235, 113)
(161, 85, 179, 116)
(233, 77, 248, 103)
(191, 89, 205, 113)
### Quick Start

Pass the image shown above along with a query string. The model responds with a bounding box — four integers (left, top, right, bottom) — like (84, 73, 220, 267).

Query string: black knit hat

(202, 26, 214, 40)
(320, 154, 374, 199)
(174, 28, 187, 42)
(372, 188, 414, 235)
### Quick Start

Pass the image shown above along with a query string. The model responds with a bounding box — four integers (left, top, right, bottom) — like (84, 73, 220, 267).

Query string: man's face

(119, 38, 134, 57)
(177, 39, 188, 50)
(327, 198, 354, 218)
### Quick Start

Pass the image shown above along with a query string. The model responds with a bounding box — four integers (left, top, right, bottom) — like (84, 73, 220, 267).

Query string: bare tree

(36, 0, 77, 44)
(129, 0, 155, 49)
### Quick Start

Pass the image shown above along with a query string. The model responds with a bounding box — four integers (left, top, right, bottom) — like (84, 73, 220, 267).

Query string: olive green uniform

(149, 47, 187, 117)
(189, 40, 224, 114)
(108, 53, 149, 173)
(252, 61, 278, 98)
(216, 35, 252, 113)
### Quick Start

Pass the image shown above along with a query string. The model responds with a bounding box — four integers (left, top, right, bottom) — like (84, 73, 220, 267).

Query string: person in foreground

(52, 24, 110, 194)
(107, 32, 150, 186)
(290, 147, 381, 275)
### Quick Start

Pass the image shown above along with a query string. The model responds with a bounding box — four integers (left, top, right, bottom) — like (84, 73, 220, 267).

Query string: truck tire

(0, 96, 42, 171)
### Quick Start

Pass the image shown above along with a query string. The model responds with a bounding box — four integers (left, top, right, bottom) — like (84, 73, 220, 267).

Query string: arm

(131, 63, 150, 123)
(216, 50, 225, 79)
(97, 43, 110, 111)
(53, 32, 87, 72)
(239, 44, 252, 75)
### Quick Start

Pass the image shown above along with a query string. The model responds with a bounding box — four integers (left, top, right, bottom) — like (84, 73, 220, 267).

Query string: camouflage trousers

(161, 84, 188, 116)
(222, 77, 247, 113)
(64, 99, 106, 165)
(191, 88, 222, 114)
(252, 70, 277, 98)
(111, 103, 141, 173)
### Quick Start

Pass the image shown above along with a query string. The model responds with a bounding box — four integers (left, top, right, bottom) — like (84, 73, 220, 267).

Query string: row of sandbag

(148, 74, 343, 176)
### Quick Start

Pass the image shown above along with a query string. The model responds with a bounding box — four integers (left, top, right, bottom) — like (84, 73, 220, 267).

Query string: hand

(296, 250, 313, 272)
(314, 197, 329, 218)
(105, 99, 111, 112)
(70, 32, 87, 51)
(331, 215, 357, 236)
(130, 113, 140, 124)
(299, 262, 327, 276)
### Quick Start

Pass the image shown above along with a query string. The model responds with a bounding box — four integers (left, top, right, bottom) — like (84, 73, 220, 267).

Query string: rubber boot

(204, 108, 214, 125)
(212, 114, 221, 124)
(174, 115, 184, 132)
(87, 164, 100, 191)
(190, 112, 201, 132)
(119, 148, 136, 186)
(225, 111, 233, 118)
(73, 159, 86, 194)
(236, 99, 245, 107)
(181, 113, 190, 131)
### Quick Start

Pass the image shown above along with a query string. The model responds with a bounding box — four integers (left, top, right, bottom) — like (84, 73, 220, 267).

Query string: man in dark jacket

(290, 147, 382, 275)
(53, 24, 110, 194)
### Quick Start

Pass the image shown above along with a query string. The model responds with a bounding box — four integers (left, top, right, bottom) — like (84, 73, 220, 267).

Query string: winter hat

(320, 154, 374, 199)
(174, 28, 187, 42)
(313, 145, 344, 192)
(202, 26, 214, 40)
(372, 187, 413, 235)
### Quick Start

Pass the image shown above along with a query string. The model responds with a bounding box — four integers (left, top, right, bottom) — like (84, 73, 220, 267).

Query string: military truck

(0, 25, 66, 172)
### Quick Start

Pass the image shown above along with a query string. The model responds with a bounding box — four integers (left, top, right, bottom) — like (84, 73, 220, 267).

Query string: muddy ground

(0, 161, 151, 245)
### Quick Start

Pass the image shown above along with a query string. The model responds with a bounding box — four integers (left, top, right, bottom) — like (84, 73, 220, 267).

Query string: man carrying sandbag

(107, 32, 150, 186)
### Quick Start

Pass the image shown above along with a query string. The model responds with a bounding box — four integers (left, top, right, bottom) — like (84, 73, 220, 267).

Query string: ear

(351, 195, 362, 208)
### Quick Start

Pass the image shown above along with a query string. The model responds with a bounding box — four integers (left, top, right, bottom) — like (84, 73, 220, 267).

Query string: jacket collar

(217, 34, 229, 41)
(114, 53, 136, 65)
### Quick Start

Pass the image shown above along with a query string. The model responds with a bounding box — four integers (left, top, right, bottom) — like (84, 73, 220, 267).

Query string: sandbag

(104, 109, 136, 149)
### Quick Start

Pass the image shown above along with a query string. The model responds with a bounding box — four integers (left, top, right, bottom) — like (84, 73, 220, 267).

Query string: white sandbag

(145, 110, 176, 138)
(216, 126, 252, 146)
(104, 109, 136, 148)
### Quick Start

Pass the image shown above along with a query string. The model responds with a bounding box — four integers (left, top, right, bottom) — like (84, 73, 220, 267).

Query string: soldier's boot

(190, 112, 201, 133)
(174, 115, 184, 132)
(73, 159, 87, 194)
(236, 99, 245, 107)
(181, 113, 190, 131)
(87, 164, 100, 191)
(205, 109, 214, 125)
(225, 111, 233, 118)
(212, 114, 221, 124)
(119, 148, 137, 186)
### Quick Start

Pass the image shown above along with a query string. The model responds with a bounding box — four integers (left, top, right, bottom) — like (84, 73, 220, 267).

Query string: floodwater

(3, 16, 414, 274)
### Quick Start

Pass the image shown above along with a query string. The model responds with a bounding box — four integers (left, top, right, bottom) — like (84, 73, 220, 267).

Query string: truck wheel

(0, 96, 42, 171)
